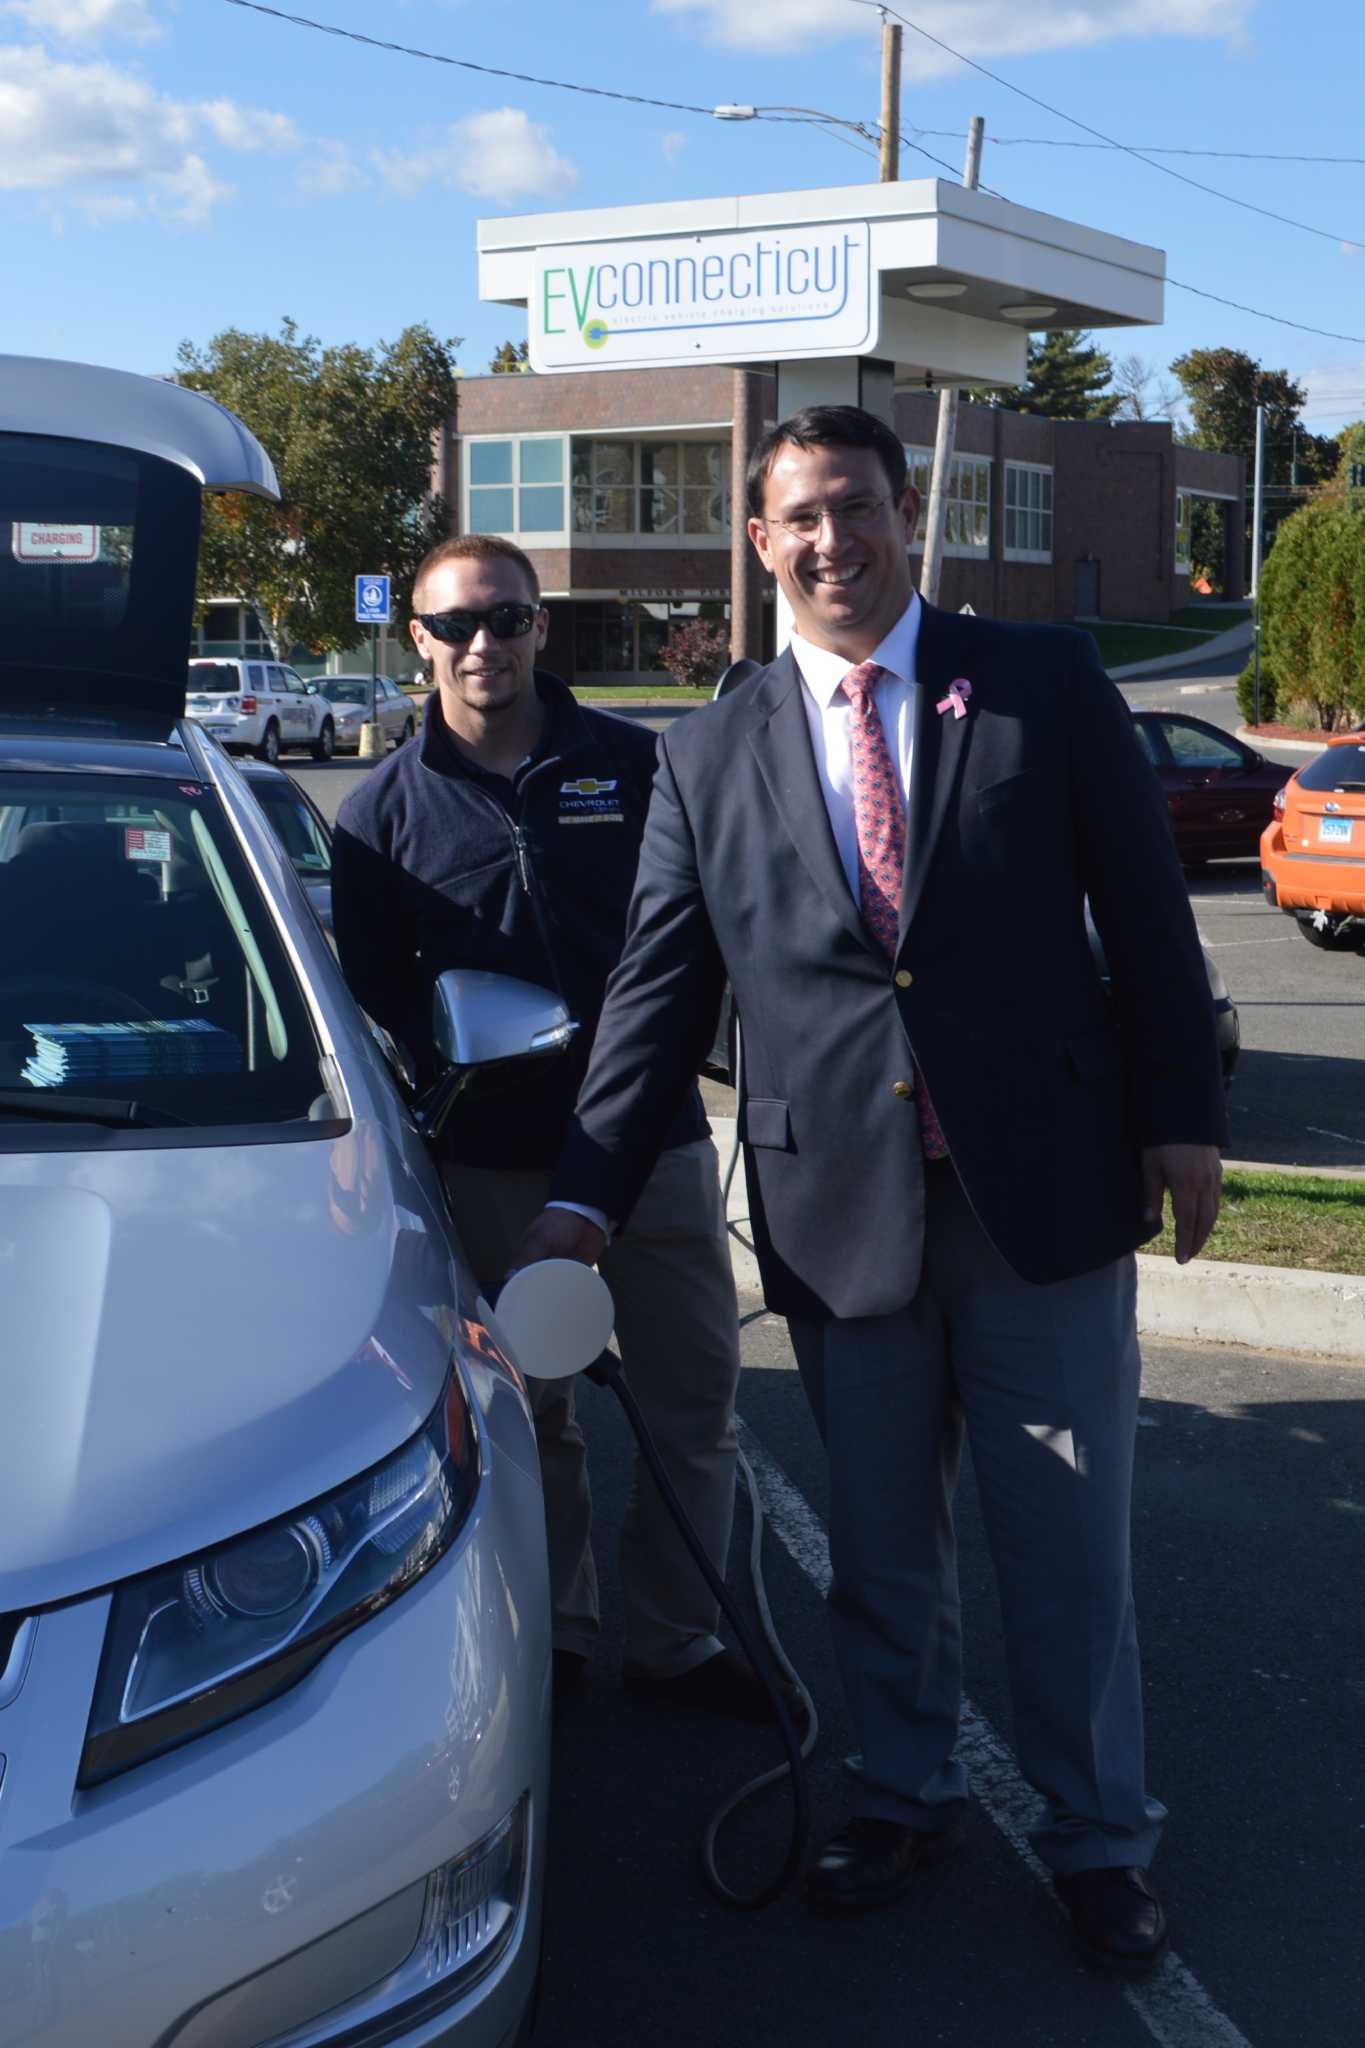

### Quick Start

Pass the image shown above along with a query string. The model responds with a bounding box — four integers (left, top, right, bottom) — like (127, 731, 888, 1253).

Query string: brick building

(443, 366, 1244, 684)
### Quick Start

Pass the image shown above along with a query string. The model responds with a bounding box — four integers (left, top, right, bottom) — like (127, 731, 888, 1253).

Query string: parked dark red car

(1130, 711, 1287, 866)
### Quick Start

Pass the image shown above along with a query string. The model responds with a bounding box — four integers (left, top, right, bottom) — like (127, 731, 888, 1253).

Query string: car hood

(0, 1120, 463, 1611)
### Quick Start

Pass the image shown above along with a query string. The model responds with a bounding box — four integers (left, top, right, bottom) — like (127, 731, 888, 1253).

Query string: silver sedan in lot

(318, 674, 419, 752)
(0, 354, 555, 2048)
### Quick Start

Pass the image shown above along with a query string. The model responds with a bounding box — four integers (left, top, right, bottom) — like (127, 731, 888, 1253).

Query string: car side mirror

(431, 969, 576, 1069)
(417, 971, 577, 1145)
(305, 682, 319, 695)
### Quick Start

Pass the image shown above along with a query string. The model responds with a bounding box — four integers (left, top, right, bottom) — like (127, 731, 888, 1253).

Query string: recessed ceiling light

(905, 282, 968, 300)
(1000, 303, 1057, 320)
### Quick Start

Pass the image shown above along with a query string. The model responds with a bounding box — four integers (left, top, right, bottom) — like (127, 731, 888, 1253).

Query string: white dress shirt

(789, 593, 921, 901)
(549, 597, 923, 1236)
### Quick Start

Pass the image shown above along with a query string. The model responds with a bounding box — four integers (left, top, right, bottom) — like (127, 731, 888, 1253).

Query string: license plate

(1319, 818, 1353, 844)
(202, 722, 234, 736)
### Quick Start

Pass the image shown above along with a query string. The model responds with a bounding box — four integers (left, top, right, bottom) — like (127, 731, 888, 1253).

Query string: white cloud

(653, 0, 1255, 63)
(375, 107, 578, 205)
(661, 129, 688, 162)
(0, 44, 302, 224)
(0, 0, 162, 42)
(296, 142, 366, 198)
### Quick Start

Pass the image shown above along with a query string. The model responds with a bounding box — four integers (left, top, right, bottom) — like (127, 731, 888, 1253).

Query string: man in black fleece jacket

(332, 534, 764, 1722)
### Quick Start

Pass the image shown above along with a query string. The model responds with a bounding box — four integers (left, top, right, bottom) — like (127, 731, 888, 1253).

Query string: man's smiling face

(748, 440, 920, 661)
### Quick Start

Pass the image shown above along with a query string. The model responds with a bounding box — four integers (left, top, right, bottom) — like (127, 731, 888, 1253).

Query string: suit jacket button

(894, 969, 913, 989)
(891, 1079, 915, 1099)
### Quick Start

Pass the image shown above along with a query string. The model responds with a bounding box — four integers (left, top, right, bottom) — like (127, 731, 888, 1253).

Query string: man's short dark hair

(746, 405, 908, 520)
(411, 533, 541, 611)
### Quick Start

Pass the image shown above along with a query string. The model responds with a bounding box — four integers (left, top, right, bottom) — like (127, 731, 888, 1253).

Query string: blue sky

(5, 0, 1364, 435)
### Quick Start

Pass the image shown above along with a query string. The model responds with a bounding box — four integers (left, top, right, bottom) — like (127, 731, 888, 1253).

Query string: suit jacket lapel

(748, 649, 871, 955)
(900, 600, 974, 941)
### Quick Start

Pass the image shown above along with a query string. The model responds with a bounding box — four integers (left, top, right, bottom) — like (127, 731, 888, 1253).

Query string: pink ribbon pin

(936, 677, 972, 720)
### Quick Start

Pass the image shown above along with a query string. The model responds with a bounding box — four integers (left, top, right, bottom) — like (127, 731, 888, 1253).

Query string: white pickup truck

(185, 657, 335, 762)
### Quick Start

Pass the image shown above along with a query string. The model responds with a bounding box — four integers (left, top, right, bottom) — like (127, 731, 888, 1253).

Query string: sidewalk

(710, 1118, 1365, 1363)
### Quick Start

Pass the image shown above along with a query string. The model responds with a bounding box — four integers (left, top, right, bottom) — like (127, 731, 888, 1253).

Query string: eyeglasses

(416, 603, 540, 644)
(764, 494, 894, 542)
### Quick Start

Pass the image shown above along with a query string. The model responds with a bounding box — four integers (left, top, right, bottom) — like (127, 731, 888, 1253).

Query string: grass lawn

(1168, 603, 1251, 630)
(1147, 1170, 1365, 1275)
(1084, 621, 1221, 669)
(573, 684, 714, 703)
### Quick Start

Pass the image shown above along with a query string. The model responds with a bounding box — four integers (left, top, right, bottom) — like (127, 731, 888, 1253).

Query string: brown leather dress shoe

(1053, 1866, 1169, 1976)
(805, 1816, 961, 1915)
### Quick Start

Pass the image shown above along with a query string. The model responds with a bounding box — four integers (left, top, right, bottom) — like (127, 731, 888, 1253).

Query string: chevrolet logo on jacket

(561, 777, 618, 796)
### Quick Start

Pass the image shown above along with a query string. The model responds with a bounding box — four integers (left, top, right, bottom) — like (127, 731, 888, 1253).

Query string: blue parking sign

(355, 574, 391, 624)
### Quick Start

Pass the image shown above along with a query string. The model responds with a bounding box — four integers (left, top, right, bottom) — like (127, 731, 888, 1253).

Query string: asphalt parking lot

(283, 669, 1365, 2046)
(531, 1305, 1364, 2048)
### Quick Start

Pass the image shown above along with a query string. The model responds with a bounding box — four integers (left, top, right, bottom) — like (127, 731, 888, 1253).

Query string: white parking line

(1306, 1125, 1365, 1148)
(735, 1417, 1256, 2048)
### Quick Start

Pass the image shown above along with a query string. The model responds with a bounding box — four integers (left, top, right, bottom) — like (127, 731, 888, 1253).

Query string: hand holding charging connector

(488, 1260, 813, 1911)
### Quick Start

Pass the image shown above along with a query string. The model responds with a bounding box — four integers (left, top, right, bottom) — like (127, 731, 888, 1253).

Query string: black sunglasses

(417, 603, 540, 644)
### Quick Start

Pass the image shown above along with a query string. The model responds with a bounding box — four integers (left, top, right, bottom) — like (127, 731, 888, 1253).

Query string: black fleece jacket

(331, 670, 711, 1170)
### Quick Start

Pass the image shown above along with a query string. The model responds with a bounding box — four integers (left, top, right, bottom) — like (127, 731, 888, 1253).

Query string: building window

(1174, 491, 1192, 573)
(572, 441, 729, 539)
(571, 597, 728, 680)
(466, 436, 567, 537)
(904, 447, 991, 556)
(1003, 463, 1053, 562)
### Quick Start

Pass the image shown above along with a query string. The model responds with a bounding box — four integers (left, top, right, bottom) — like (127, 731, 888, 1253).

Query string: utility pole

(879, 12, 903, 181)
(919, 116, 985, 606)
(1251, 402, 1265, 726)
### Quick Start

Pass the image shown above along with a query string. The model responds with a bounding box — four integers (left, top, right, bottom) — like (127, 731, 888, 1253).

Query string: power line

(909, 129, 1365, 168)
(220, 0, 718, 115)
(869, 5, 1365, 255)
(1163, 276, 1365, 347)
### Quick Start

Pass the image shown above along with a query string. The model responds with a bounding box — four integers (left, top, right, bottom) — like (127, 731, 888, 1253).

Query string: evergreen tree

(971, 329, 1121, 420)
(489, 339, 530, 373)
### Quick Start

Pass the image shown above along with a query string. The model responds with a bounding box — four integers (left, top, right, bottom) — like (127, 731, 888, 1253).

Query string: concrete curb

(1234, 726, 1329, 755)
(709, 1119, 1365, 1362)
(1107, 621, 1252, 682)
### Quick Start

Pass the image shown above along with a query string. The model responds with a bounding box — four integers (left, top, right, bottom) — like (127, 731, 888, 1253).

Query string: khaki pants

(442, 1139, 741, 1676)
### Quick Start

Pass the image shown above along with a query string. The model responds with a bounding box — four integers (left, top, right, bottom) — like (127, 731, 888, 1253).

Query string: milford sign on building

(531, 223, 875, 371)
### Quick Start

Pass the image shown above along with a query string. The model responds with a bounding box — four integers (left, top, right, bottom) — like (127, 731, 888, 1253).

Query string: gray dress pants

(788, 1161, 1165, 1873)
(444, 1139, 741, 1677)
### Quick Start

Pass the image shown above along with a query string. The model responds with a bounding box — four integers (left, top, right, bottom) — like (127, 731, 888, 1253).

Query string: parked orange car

(1260, 737, 1365, 949)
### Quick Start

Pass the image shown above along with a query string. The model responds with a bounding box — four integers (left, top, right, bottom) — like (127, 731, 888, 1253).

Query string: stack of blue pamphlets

(21, 1019, 243, 1089)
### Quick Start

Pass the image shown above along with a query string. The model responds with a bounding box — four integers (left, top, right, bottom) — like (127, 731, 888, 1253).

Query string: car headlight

(80, 1372, 480, 1787)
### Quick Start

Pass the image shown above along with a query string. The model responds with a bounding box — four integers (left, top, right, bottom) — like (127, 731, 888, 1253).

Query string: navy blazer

(552, 602, 1227, 1318)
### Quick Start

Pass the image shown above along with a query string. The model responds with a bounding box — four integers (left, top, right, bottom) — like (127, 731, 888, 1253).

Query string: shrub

(1260, 496, 1365, 730)
(1236, 658, 1277, 726)
(655, 616, 730, 689)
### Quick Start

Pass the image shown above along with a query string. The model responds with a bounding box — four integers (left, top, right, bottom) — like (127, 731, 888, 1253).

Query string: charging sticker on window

(125, 827, 171, 862)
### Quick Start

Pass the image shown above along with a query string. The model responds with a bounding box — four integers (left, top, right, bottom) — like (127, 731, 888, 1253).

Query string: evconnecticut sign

(531, 222, 875, 372)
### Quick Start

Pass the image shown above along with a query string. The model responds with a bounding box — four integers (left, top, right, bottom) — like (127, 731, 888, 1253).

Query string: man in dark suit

(520, 405, 1225, 1971)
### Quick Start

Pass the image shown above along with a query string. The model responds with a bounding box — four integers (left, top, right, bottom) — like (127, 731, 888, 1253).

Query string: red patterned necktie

(840, 661, 947, 1160)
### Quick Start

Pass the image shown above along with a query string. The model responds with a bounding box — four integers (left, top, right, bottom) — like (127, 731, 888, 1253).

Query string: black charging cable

(583, 1345, 812, 1909)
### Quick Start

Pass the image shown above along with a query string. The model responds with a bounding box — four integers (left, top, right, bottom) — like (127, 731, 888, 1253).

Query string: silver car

(0, 355, 554, 2048)
(318, 674, 419, 753)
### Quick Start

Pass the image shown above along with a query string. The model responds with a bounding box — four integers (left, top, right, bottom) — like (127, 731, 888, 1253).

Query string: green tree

(971, 329, 1121, 420)
(489, 339, 530, 373)
(1171, 347, 1338, 486)
(1258, 494, 1365, 730)
(176, 319, 461, 659)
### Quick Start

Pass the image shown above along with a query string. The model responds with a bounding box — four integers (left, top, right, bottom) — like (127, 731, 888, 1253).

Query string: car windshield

(1296, 743, 1365, 794)
(252, 784, 332, 873)
(321, 680, 370, 705)
(187, 664, 241, 695)
(0, 770, 335, 1139)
